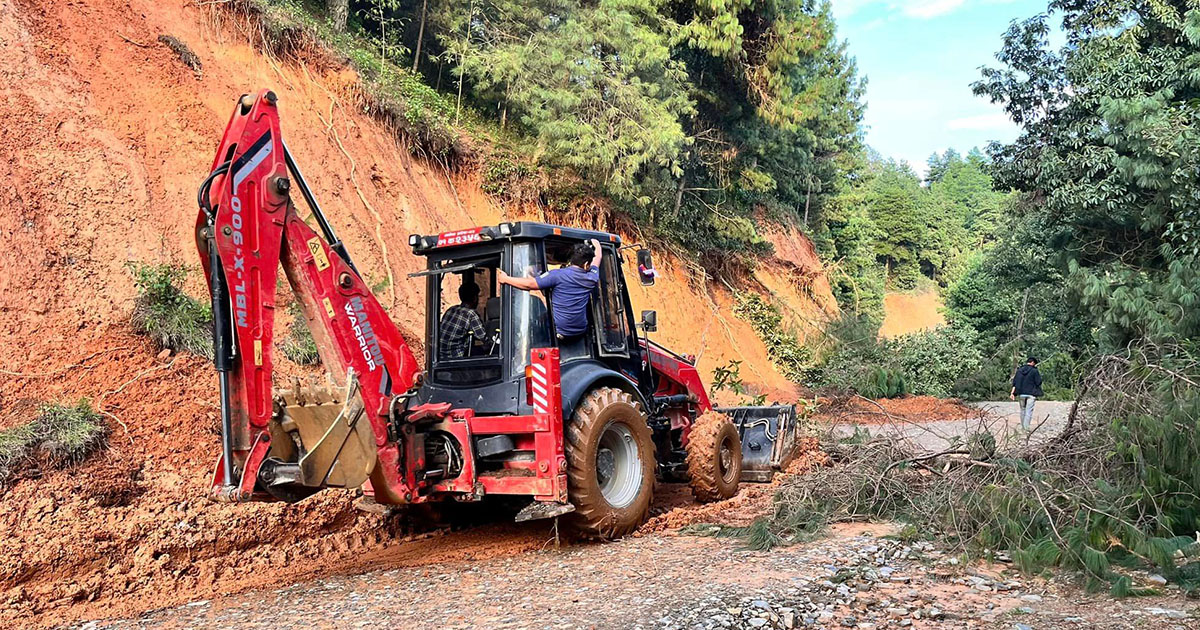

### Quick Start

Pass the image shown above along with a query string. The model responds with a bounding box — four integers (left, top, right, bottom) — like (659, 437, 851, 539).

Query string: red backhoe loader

(196, 90, 798, 537)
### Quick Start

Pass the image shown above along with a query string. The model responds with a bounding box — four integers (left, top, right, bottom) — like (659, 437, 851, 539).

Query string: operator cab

(408, 222, 649, 417)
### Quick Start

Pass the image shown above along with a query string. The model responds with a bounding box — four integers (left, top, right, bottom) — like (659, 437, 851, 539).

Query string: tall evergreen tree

(974, 1, 1200, 348)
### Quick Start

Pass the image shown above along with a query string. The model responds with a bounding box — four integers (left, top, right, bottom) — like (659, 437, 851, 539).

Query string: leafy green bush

(733, 293, 812, 382)
(858, 367, 907, 399)
(129, 262, 213, 358)
(814, 314, 888, 392)
(481, 152, 535, 200)
(815, 315, 979, 398)
(889, 325, 982, 398)
(0, 400, 107, 484)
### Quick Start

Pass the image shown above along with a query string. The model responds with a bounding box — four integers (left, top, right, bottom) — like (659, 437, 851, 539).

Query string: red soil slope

(879, 289, 946, 338)
(0, 0, 836, 625)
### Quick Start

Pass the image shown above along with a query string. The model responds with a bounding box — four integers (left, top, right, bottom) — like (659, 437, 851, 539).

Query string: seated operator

(439, 282, 488, 359)
(498, 239, 602, 341)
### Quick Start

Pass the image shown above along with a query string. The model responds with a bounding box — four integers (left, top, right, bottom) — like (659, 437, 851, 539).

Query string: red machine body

(196, 90, 712, 510)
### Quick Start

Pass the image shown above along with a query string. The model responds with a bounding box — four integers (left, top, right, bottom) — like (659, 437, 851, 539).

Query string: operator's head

(569, 242, 595, 268)
(1027, 356, 1038, 365)
(459, 282, 481, 309)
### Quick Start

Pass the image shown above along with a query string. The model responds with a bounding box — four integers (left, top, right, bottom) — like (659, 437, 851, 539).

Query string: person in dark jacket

(1010, 357, 1044, 430)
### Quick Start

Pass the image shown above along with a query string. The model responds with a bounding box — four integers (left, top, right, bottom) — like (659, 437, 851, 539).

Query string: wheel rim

(596, 420, 642, 509)
(719, 434, 737, 484)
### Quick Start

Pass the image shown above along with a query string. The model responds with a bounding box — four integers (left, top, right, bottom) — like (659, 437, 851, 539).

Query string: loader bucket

(715, 405, 798, 482)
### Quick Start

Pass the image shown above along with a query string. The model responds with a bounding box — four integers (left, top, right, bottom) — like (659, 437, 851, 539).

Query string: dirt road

(832, 400, 1074, 454)
(71, 519, 1196, 630)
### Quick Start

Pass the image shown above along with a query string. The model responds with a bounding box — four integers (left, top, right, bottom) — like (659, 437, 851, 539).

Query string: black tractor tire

(564, 387, 655, 539)
(686, 411, 742, 502)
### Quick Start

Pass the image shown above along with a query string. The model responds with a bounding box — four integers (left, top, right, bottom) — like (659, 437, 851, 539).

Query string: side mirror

(640, 310, 657, 333)
(636, 248, 656, 286)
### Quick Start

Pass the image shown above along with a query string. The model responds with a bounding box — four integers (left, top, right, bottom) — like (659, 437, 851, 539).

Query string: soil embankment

(0, 0, 835, 625)
(879, 289, 945, 338)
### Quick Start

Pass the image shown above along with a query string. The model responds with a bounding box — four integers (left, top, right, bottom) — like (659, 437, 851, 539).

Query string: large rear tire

(686, 411, 742, 502)
(565, 387, 655, 539)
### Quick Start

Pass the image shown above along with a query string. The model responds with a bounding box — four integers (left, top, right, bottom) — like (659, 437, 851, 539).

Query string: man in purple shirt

(498, 238, 602, 338)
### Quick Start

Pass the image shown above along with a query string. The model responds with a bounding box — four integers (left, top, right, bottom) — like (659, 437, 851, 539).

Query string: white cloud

(945, 112, 1013, 130)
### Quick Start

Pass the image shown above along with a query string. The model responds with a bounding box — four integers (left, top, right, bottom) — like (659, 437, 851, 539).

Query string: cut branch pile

(710, 346, 1200, 595)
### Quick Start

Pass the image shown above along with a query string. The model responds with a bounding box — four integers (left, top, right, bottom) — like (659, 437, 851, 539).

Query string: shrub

(0, 400, 107, 485)
(888, 325, 982, 398)
(733, 292, 812, 382)
(816, 317, 981, 398)
(128, 262, 213, 358)
(858, 367, 907, 399)
(480, 152, 533, 195)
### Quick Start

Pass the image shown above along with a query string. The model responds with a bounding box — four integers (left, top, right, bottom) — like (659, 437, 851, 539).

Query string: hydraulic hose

(198, 161, 237, 488)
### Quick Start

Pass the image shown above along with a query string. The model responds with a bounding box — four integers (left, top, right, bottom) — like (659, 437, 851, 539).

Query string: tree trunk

(672, 174, 685, 219)
(803, 182, 812, 226)
(411, 0, 428, 73)
(326, 0, 348, 32)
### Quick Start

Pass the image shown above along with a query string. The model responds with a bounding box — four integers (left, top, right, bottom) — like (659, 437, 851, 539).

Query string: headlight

(499, 222, 513, 236)
(408, 234, 420, 246)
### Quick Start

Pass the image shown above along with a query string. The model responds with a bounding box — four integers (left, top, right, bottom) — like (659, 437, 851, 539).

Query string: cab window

(596, 247, 629, 356)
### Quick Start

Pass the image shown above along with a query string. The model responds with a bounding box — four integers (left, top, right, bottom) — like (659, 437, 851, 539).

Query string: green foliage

(733, 292, 812, 382)
(128, 262, 213, 359)
(889, 325, 981, 398)
(480, 151, 535, 200)
(974, 1, 1200, 352)
(821, 148, 1008, 302)
(279, 300, 321, 366)
(243, 0, 459, 157)
(815, 315, 980, 398)
(0, 400, 107, 485)
(434, 0, 694, 203)
(858, 367, 907, 399)
(819, 188, 886, 322)
(710, 360, 768, 405)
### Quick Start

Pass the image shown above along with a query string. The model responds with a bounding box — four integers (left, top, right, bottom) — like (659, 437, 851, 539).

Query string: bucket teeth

(274, 378, 344, 409)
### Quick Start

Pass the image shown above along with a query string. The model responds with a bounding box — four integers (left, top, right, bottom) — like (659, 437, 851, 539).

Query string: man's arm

(589, 238, 603, 270)
(497, 269, 541, 291)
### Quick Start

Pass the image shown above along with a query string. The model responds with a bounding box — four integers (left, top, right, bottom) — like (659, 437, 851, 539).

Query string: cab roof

(410, 221, 621, 255)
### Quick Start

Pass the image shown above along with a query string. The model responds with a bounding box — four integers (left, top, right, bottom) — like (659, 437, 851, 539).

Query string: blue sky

(833, 0, 1049, 175)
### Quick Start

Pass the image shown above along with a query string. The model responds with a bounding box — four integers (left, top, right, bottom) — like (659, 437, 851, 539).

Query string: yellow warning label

(307, 237, 331, 271)
(322, 297, 335, 319)
(254, 339, 263, 366)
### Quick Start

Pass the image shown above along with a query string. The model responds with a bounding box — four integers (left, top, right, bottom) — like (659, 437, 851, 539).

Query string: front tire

(565, 387, 655, 539)
(686, 411, 742, 502)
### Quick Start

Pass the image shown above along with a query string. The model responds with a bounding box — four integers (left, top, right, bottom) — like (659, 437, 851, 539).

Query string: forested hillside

(257, 0, 865, 259)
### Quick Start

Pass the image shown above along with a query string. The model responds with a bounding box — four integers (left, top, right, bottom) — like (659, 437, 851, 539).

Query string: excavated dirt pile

(0, 0, 839, 626)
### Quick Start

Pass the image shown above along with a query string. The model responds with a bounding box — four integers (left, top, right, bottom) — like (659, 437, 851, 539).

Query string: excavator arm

(196, 90, 420, 504)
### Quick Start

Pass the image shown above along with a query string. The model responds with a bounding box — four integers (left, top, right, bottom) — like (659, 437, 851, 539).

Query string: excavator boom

(196, 90, 420, 503)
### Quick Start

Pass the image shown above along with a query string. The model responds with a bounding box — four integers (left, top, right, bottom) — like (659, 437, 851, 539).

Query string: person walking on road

(1011, 356, 1044, 430)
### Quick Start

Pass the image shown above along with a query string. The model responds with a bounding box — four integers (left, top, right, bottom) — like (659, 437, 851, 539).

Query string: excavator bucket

(716, 405, 798, 482)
